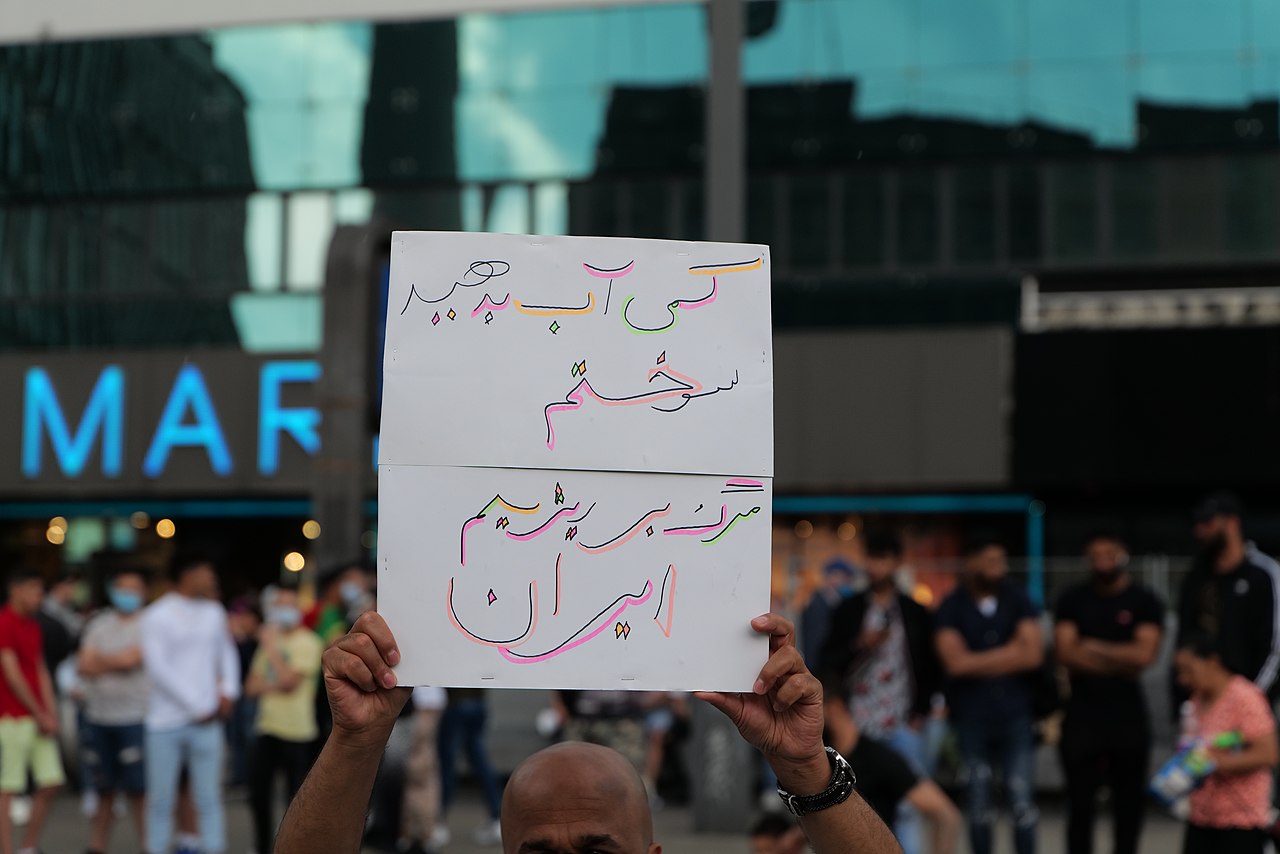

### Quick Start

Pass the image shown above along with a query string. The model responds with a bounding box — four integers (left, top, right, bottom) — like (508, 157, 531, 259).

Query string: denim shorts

(82, 721, 145, 795)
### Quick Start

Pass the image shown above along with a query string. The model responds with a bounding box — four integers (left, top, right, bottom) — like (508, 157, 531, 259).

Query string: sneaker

(9, 796, 31, 826)
(473, 819, 502, 846)
(429, 826, 451, 849)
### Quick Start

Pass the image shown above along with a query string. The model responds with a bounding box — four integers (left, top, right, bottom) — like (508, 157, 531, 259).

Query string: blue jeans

(885, 726, 928, 854)
(954, 715, 1037, 854)
(146, 722, 225, 854)
(438, 699, 502, 819)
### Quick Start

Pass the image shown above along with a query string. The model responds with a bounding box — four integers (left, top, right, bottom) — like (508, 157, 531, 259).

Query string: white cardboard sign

(378, 232, 773, 691)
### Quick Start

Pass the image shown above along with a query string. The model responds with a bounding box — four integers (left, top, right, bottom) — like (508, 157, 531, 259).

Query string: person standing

(400, 687, 446, 854)
(36, 573, 82, 678)
(0, 569, 64, 854)
(306, 561, 371, 646)
(78, 568, 150, 854)
(934, 534, 1043, 854)
(1055, 532, 1164, 854)
(800, 558, 855, 666)
(141, 553, 240, 854)
(819, 528, 945, 854)
(245, 585, 322, 854)
(225, 596, 261, 789)
(1173, 633, 1278, 854)
(1177, 493, 1280, 702)
(435, 688, 504, 849)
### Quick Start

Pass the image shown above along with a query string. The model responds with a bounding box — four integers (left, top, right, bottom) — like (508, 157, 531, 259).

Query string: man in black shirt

(1177, 493, 1280, 701)
(1055, 532, 1164, 854)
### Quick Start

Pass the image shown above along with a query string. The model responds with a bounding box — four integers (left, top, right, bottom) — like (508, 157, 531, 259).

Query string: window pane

(954, 166, 997, 263)
(789, 175, 832, 269)
(286, 192, 333, 290)
(1138, 0, 1245, 55)
(1051, 162, 1097, 260)
(1111, 160, 1158, 259)
(843, 171, 884, 266)
(1225, 157, 1280, 256)
(1027, 0, 1130, 62)
(898, 169, 938, 264)
(918, 0, 1019, 67)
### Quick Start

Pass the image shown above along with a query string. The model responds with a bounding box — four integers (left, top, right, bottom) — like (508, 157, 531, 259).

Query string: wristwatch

(776, 746, 857, 817)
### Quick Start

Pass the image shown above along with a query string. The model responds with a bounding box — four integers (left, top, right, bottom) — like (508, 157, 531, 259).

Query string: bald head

(501, 742, 660, 854)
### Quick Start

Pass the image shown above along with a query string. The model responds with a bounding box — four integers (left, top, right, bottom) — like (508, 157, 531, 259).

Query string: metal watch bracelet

(775, 746, 856, 817)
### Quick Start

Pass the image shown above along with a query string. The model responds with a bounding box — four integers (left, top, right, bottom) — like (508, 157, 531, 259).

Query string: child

(1172, 633, 1279, 854)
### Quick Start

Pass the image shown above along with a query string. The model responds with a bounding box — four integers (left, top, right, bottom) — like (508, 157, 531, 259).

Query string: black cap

(1194, 491, 1243, 523)
(863, 527, 903, 558)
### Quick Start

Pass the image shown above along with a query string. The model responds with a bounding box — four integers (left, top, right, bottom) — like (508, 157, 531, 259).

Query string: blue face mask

(109, 588, 143, 614)
(339, 580, 364, 606)
(267, 605, 302, 630)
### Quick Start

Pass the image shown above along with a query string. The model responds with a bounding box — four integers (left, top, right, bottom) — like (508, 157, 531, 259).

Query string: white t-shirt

(140, 593, 240, 730)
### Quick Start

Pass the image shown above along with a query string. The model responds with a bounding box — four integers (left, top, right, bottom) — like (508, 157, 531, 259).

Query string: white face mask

(267, 606, 302, 629)
(339, 580, 364, 606)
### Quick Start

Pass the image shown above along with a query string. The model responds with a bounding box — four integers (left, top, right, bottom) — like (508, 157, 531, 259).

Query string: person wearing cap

(800, 558, 855, 666)
(1177, 492, 1280, 704)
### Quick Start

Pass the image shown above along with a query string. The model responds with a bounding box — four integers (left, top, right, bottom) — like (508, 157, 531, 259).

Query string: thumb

(694, 690, 741, 718)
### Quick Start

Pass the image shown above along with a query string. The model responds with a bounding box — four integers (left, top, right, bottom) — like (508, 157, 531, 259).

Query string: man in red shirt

(0, 568, 64, 854)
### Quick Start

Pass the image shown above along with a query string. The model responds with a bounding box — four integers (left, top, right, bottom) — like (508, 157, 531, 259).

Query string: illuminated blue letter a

(22, 366, 125, 478)
(143, 364, 232, 478)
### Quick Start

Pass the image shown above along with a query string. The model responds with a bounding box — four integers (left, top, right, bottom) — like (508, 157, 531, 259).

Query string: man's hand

(858, 627, 890, 652)
(36, 711, 58, 737)
(695, 614, 829, 793)
(217, 695, 234, 720)
(323, 612, 411, 746)
(259, 624, 282, 648)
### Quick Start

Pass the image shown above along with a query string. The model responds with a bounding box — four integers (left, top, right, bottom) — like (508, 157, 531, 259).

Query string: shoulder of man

(833, 590, 868, 618)
(1000, 578, 1037, 610)
(1128, 580, 1167, 612)
(895, 591, 930, 619)
(1244, 545, 1280, 590)
(1052, 580, 1088, 616)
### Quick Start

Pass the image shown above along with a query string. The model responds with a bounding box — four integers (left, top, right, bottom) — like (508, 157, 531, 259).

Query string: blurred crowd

(0, 490, 1276, 854)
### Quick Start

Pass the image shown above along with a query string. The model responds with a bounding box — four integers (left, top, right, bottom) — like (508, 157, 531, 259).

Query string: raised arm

(696, 614, 903, 854)
(274, 613, 410, 854)
(936, 619, 1042, 679)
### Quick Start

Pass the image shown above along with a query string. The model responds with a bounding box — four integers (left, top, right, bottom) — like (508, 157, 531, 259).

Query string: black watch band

(775, 746, 856, 817)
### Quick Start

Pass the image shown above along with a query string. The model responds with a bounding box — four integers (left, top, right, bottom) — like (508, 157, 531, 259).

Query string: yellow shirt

(252, 629, 324, 742)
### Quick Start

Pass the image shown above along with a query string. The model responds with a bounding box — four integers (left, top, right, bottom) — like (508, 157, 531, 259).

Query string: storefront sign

(2, 352, 323, 497)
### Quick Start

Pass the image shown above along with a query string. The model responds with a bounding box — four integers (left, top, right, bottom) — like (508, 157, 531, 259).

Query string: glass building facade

(4, 0, 1280, 352)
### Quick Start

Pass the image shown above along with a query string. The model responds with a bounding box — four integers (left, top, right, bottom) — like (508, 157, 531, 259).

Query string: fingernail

(752, 615, 769, 626)
(754, 679, 765, 694)
(383, 671, 398, 688)
(387, 649, 401, 666)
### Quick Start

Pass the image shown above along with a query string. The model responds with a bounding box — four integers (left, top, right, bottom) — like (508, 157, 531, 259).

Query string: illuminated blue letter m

(22, 366, 125, 479)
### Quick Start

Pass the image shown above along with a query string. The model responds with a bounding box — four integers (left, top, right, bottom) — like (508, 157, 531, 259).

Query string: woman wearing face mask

(244, 584, 324, 854)
(78, 568, 150, 854)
